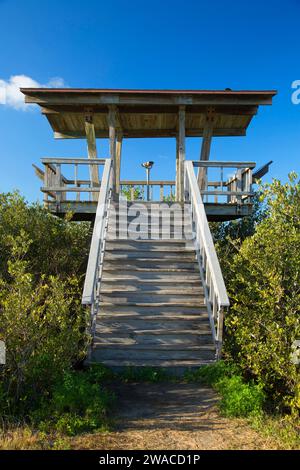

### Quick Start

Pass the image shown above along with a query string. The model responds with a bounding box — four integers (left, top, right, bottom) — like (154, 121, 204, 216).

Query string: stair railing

(82, 158, 112, 339)
(184, 160, 230, 358)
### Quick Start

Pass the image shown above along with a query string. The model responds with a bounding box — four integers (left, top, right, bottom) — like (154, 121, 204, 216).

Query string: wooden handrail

(185, 160, 229, 357)
(82, 158, 112, 305)
(192, 160, 256, 168)
(42, 157, 108, 165)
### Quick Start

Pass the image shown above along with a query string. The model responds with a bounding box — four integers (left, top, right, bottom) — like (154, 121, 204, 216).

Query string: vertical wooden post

(197, 109, 215, 190)
(108, 105, 117, 199)
(177, 106, 186, 202)
(85, 116, 100, 202)
(115, 131, 123, 197)
(175, 135, 179, 200)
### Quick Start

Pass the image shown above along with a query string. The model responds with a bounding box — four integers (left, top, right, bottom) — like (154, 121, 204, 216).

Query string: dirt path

(71, 382, 277, 450)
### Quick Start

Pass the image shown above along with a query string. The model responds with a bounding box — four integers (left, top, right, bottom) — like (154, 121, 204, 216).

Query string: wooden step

(104, 251, 196, 261)
(101, 272, 201, 281)
(100, 285, 203, 294)
(105, 241, 194, 251)
(98, 304, 208, 317)
(102, 264, 200, 283)
(103, 260, 198, 269)
(91, 346, 216, 361)
(99, 293, 205, 304)
(88, 358, 215, 369)
(95, 324, 211, 335)
(93, 336, 214, 346)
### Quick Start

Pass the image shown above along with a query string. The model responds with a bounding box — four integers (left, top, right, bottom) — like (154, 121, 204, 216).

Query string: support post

(115, 132, 123, 197)
(197, 109, 215, 190)
(85, 116, 100, 202)
(177, 106, 186, 202)
(108, 105, 117, 199)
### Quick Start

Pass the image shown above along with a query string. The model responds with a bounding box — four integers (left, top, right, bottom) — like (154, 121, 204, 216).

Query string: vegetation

(121, 185, 143, 200)
(212, 175, 300, 416)
(184, 361, 265, 418)
(0, 172, 299, 447)
(0, 192, 113, 435)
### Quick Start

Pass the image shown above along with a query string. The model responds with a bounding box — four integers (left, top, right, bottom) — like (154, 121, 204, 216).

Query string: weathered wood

(54, 127, 247, 139)
(85, 118, 100, 201)
(192, 160, 256, 168)
(115, 132, 123, 195)
(177, 106, 186, 202)
(108, 105, 117, 198)
(82, 158, 112, 305)
(41, 157, 107, 165)
(197, 113, 214, 189)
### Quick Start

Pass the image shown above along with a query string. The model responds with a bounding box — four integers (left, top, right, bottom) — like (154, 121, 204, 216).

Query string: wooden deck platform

(46, 200, 253, 222)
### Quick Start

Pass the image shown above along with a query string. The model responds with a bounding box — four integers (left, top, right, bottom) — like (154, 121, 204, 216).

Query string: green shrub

(184, 360, 238, 385)
(216, 376, 265, 417)
(37, 371, 115, 436)
(185, 362, 265, 418)
(212, 176, 300, 415)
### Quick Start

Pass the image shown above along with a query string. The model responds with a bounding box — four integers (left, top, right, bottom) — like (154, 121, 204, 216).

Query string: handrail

(82, 158, 112, 305)
(192, 160, 256, 168)
(184, 160, 230, 357)
(41, 157, 107, 165)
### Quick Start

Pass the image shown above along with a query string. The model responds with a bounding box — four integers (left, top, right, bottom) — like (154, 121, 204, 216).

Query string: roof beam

(54, 127, 247, 139)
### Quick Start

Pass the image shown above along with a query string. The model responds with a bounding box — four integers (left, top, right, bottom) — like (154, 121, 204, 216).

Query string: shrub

(216, 376, 265, 417)
(0, 224, 88, 415)
(36, 370, 115, 436)
(185, 362, 265, 418)
(224, 175, 300, 414)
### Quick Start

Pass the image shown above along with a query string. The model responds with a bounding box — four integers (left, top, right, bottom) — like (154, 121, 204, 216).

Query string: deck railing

(82, 158, 112, 340)
(36, 157, 108, 205)
(185, 160, 230, 357)
(194, 160, 255, 204)
(120, 180, 175, 201)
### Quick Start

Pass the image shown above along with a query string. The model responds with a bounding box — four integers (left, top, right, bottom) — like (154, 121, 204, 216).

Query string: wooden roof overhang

(21, 88, 277, 139)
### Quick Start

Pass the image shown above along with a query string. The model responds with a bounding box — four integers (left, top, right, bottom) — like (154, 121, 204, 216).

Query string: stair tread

(88, 359, 215, 368)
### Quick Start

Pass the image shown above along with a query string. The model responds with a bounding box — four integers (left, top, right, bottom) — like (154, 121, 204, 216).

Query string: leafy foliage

(121, 185, 143, 200)
(215, 176, 300, 415)
(36, 370, 115, 435)
(184, 361, 265, 417)
(0, 191, 90, 281)
(0, 192, 92, 420)
(0, 231, 88, 414)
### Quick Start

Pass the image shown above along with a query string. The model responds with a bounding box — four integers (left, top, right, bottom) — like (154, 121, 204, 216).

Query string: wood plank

(108, 105, 117, 198)
(115, 132, 123, 195)
(85, 118, 100, 201)
(197, 114, 214, 189)
(177, 106, 185, 202)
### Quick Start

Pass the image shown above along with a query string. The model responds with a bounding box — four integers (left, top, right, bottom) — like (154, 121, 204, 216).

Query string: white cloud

(0, 74, 66, 111)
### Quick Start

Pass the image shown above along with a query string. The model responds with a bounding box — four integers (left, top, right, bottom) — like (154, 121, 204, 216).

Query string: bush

(185, 362, 265, 418)
(0, 231, 88, 414)
(0, 191, 90, 282)
(225, 175, 300, 414)
(216, 376, 265, 417)
(36, 370, 115, 435)
(213, 175, 300, 415)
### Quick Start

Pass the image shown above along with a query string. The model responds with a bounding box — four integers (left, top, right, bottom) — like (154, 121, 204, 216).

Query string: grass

(0, 362, 298, 449)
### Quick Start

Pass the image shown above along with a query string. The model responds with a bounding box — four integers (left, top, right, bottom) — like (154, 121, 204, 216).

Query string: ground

(70, 382, 277, 450)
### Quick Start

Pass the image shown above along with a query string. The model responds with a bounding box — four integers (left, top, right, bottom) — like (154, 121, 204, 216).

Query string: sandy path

(71, 382, 276, 450)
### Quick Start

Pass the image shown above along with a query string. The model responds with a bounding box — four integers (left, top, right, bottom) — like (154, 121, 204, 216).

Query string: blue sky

(0, 0, 299, 202)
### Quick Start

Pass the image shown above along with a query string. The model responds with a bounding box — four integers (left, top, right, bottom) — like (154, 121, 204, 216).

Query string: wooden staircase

(89, 202, 216, 370)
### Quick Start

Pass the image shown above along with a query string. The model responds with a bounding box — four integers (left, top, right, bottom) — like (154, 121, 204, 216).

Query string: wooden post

(108, 105, 117, 199)
(197, 109, 215, 190)
(85, 116, 100, 202)
(177, 106, 186, 202)
(115, 132, 123, 196)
